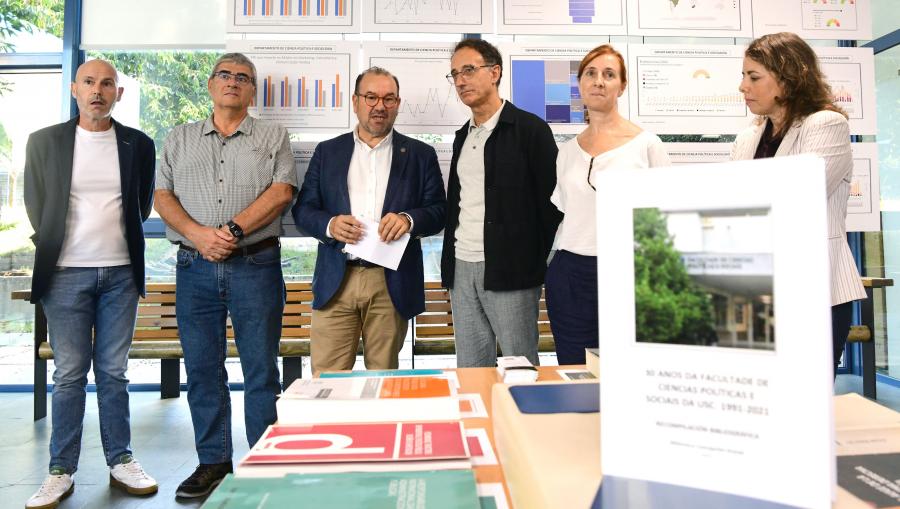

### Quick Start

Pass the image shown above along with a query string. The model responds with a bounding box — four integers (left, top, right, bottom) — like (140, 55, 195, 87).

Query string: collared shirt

(156, 114, 296, 247)
(324, 129, 395, 243)
(454, 100, 505, 262)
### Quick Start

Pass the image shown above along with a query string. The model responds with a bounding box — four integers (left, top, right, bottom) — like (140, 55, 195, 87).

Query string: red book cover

(243, 421, 469, 464)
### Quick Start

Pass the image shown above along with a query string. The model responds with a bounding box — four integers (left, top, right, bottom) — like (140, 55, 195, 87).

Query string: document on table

(343, 218, 409, 271)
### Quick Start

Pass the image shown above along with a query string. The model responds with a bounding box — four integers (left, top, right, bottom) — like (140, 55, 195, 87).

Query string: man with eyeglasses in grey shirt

(154, 53, 296, 499)
(441, 39, 561, 368)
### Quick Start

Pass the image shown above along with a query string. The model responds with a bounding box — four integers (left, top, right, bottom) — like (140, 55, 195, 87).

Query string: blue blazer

(292, 131, 446, 320)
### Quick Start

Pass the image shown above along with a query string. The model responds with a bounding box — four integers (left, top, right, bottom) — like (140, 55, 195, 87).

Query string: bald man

(24, 59, 158, 509)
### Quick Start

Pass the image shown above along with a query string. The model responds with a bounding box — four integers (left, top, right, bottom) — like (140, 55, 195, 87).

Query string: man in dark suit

(293, 67, 446, 374)
(23, 59, 158, 509)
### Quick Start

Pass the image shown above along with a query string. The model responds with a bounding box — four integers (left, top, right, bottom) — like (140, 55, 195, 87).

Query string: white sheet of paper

(343, 218, 410, 271)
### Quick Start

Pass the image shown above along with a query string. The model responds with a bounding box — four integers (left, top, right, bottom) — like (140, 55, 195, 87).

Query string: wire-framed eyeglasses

(445, 64, 495, 85)
(212, 71, 255, 86)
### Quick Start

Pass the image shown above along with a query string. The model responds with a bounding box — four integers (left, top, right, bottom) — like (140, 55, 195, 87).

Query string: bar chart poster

(847, 143, 880, 232)
(629, 44, 747, 135)
(227, 41, 357, 131)
(362, 43, 469, 134)
(363, 0, 492, 33)
(227, 0, 360, 33)
(281, 141, 317, 236)
(501, 43, 627, 135)
(815, 46, 876, 135)
(753, 0, 871, 40)
(626, 0, 752, 37)
(497, 0, 626, 35)
(665, 142, 733, 165)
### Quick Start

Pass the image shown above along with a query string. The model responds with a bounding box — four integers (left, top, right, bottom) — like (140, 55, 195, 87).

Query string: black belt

(346, 258, 379, 268)
(179, 237, 279, 261)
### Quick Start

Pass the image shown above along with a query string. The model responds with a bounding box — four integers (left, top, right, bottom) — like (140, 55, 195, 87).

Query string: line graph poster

(500, 43, 628, 135)
(847, 143, 880, 232)
(227, 0, 360, 33)
(815, 46, 876, 135)
(227, 41, 357, 132)
(628, 44, 747, 135)
(627, 0, 752, 37)
(362, 43, 470, 134)
(753, 0, 872, 40)
(497, 0, 626, 36)
(363, 0, 492, 32)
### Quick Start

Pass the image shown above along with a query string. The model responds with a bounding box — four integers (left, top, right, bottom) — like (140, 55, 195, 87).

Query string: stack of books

(208, 372, 481, 508)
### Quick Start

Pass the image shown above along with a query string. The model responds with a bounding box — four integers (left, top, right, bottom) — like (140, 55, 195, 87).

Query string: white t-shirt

(57, 126, 130, 267)
(551, 131, 671, 256)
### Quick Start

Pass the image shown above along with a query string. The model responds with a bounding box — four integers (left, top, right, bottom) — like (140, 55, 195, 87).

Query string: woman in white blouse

(732, 32, 865, 375)
(546, 44, 670, 364)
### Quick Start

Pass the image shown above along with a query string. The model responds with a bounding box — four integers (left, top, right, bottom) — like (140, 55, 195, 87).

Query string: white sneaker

(25, 472, 74, 509)
(109, 455, 158, 495)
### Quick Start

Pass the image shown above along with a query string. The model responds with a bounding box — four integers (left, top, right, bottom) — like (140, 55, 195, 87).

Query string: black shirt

(753, 119, 783, 159)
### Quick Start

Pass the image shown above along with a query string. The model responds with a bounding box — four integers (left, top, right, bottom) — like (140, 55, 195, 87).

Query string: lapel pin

(400, 147, 406, 153)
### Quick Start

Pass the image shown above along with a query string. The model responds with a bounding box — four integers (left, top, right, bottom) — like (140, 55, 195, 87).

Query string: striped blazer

(731, 110, 866, 306)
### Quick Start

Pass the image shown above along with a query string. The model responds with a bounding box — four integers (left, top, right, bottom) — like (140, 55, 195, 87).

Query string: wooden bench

(411, 281, 556, 364)
(846, 277, 894, 400)
(13, 281, 314, 421)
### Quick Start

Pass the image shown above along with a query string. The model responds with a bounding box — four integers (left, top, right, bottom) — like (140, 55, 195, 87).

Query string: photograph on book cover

(633, 206, 774, 351)
(596, 155, 835, 509)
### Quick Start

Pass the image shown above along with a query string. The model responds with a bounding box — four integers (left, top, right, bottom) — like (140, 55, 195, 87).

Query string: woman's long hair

(745, 32, 846, 136)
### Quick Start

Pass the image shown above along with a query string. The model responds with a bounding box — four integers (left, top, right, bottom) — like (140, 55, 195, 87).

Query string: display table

(491, 378, 900, 509)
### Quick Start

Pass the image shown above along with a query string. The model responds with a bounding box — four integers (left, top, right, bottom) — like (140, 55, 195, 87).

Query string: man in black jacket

(23, 59, 158, 509)
(441, 39, 562, 367)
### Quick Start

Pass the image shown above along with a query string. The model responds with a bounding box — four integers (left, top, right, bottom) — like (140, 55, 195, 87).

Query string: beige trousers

(310, 266, 408, 375)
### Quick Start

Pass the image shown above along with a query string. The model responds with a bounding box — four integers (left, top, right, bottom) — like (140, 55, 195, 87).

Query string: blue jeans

(450, 259, 541, 367)
(175, 245, 284, 464)
(41, 265, 139, 474)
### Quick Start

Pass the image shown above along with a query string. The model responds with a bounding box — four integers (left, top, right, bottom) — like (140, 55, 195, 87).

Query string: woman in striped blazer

(732, 32, 866, 375)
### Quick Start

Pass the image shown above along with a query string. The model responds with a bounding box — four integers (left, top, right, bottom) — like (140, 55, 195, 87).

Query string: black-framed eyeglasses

(587, 156, 596, 191)
(354, 93, 400, 108)
(445, 64, 495, 85)
(212, 71, 255, 86)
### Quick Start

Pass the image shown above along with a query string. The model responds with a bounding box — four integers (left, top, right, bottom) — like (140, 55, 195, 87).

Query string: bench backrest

(134, 281, 312, 342)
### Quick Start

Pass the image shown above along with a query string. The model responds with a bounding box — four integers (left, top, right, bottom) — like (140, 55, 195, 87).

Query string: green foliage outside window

(633, 208, 717, 345)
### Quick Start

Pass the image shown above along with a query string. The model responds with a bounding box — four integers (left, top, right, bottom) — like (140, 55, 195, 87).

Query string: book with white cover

(277, 376, 460, 425)
(596, 156, 834, 509)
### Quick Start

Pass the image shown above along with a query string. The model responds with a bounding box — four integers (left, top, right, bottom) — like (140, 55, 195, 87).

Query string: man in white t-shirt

(23, 59, 158, 509)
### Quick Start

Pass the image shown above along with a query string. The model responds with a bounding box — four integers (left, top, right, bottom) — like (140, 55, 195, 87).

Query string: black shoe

(175, 462, 233, 499)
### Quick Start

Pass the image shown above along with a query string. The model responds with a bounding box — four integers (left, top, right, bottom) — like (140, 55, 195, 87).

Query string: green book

(202, 470, 480, 509)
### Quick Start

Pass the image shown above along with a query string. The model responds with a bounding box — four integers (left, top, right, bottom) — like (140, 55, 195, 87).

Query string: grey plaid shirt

(156, 115, 296, 247)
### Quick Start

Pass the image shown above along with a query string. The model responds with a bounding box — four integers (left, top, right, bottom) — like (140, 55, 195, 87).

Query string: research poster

(362, 43, 469, 134)
(435, 143, 453, 192)
(362, 0, 492, 33)
(281, 141, 316, 235)
(501, 43, 627, 135)
(665, 142, 733, 165)
(227, 41, 358, 131)
(227, 0, 360, 33)
(626, 0, 752, 37)
(496, 0, 626, 35)
(847, 143, 881, 233)
(753, 0, 872, 40)
(815, 46, 877, 135)
(629, 44, 747, 135)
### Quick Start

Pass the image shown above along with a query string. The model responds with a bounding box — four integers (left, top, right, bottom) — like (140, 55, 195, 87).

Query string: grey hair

(353, 66, 400, 95)
(211, 53, 258, 85)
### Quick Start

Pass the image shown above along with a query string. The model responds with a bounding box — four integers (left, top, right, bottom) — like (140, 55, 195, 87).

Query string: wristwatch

(226, 220, 244, 240)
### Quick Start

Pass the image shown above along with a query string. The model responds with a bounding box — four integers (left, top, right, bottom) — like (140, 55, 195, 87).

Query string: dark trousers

(832, 301, 854, 377)
(545, 250, 598, 365)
